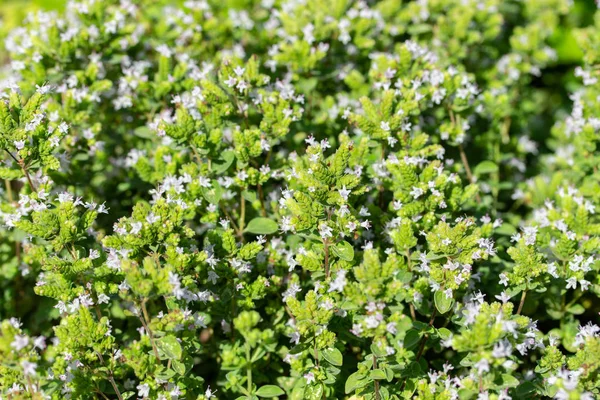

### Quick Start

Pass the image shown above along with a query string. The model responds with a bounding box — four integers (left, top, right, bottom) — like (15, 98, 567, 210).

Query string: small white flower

(338, 186, 351, 201)
(97, 293, 110, 304)
(410, 186, 424, 199)
(137, 383, 150, 398)
(319, 223, 333, 239)
(233, 66, 245, 76)
(304, 371, 315, 384)
(11, 335, 29, 351)
(146, 213, 160, 224)
(21, 360, 37, 376)
(14, 140, 25, 150)
(205, 385, 217, 399)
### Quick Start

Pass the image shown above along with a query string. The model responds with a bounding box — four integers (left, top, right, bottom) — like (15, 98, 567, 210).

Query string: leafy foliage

(0, 0, 599, 399)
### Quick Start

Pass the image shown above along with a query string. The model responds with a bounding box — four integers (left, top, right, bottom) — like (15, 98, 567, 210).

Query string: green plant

(0, 0, 599, 399)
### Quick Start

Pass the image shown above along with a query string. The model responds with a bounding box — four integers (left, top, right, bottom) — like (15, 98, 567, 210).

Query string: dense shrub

(0, 0, 599, 399)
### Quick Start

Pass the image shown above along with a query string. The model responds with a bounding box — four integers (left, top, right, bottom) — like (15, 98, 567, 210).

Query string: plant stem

(313, 336, 320, 368)
(108, 377, 124, 400)
(19, 160, 37, 193)
(458, 146, 472, 179)
(324, 239, 330, 279)
(400, 309, 437, 392)
(4, 150, 36, 193)
(239, 191, 245, 239)
(415, 308, 437, 361)
(68, 244, 78, 260)
(231, 281, 237, 341)
(4, 179, 21, 269)
(516, 290, 527, 315)
(4, 179, 13, 202)
(373, 356, 381, 400)
(140, 299, 160, 363)
(246, 341, 253, 393)
(409, 303, 417, 321)
(96, 390, 110, 400)
(257, 184, 267, 217)
(96, 352, 123, 400)
(25, 376, 34, 397)
(458, 144, 480, 202)
(406, 250, 416, 320)
(219, 203, 240, 233)
(378, 143, 386, 209)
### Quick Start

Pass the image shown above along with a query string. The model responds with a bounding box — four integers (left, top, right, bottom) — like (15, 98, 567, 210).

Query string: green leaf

(156, 335, 182, 360)
(322, 347, 343, 366)
(251, 347, 267, 363)
(172, 359, 186, 375)
(304, 384, 324, 400)
(566, 304, 585, 315)
(244, 217, 278, 234)
(332, 240, 354, 261)
(370, 344, 387, 358)
(212, 150, 235, 174)
(0, 166, 23, 180)
(242, 190, 257, 203)
(256, 385, 285, 397)
(501, 374, 520, 388)
(474, 160, 498, 175)
(384, 366, 394, 382)
(437, 327, 452, 340)
(201, 184, 223, 204)
(345, 371, 367, 394)
(403, 330, 420, 349)
(133, 126, 155, 139)
(370, 369, 387, 380)
(434, 290, 454, 314)
(515, 381, 535, 397)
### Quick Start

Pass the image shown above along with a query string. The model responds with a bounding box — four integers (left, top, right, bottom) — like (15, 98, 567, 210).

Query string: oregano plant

(0, 0, 599, 399)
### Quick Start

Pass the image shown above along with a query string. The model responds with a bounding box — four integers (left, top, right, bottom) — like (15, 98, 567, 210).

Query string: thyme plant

(0, 0, 599, 399)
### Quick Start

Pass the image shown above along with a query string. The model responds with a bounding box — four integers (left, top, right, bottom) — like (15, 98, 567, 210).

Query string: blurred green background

(0, 0, 65, 56)
(0, 0, 596, 65)
(0, 0, 65, 30)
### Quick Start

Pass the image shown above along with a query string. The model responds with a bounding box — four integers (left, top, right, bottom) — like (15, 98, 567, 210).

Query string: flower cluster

(0, 0, 599, 399)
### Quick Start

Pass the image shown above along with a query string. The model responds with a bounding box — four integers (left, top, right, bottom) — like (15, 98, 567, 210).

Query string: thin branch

(95, 352, 123, 400)
(4, 179, 13, 202)
(400, 308, 437, 392)
(238, 191, 245, 240)
(406, 250, 416, 320)
(5, 149, 19, 165)
(313, 335, 319, 368)
(245, 342, 253, 393)
(95, 390, 110, 400)
(324, 239, 330, 279)
(516, 290, 527, 315)
(257, 184, 267, 217)
(219, 203, 240, 234)
(5, 150, 37, 193)
(415, 309, 437, 361)
(373, 356, 381, 400)
(458, 144, 480, 203)
(140, 300, 161, 364)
